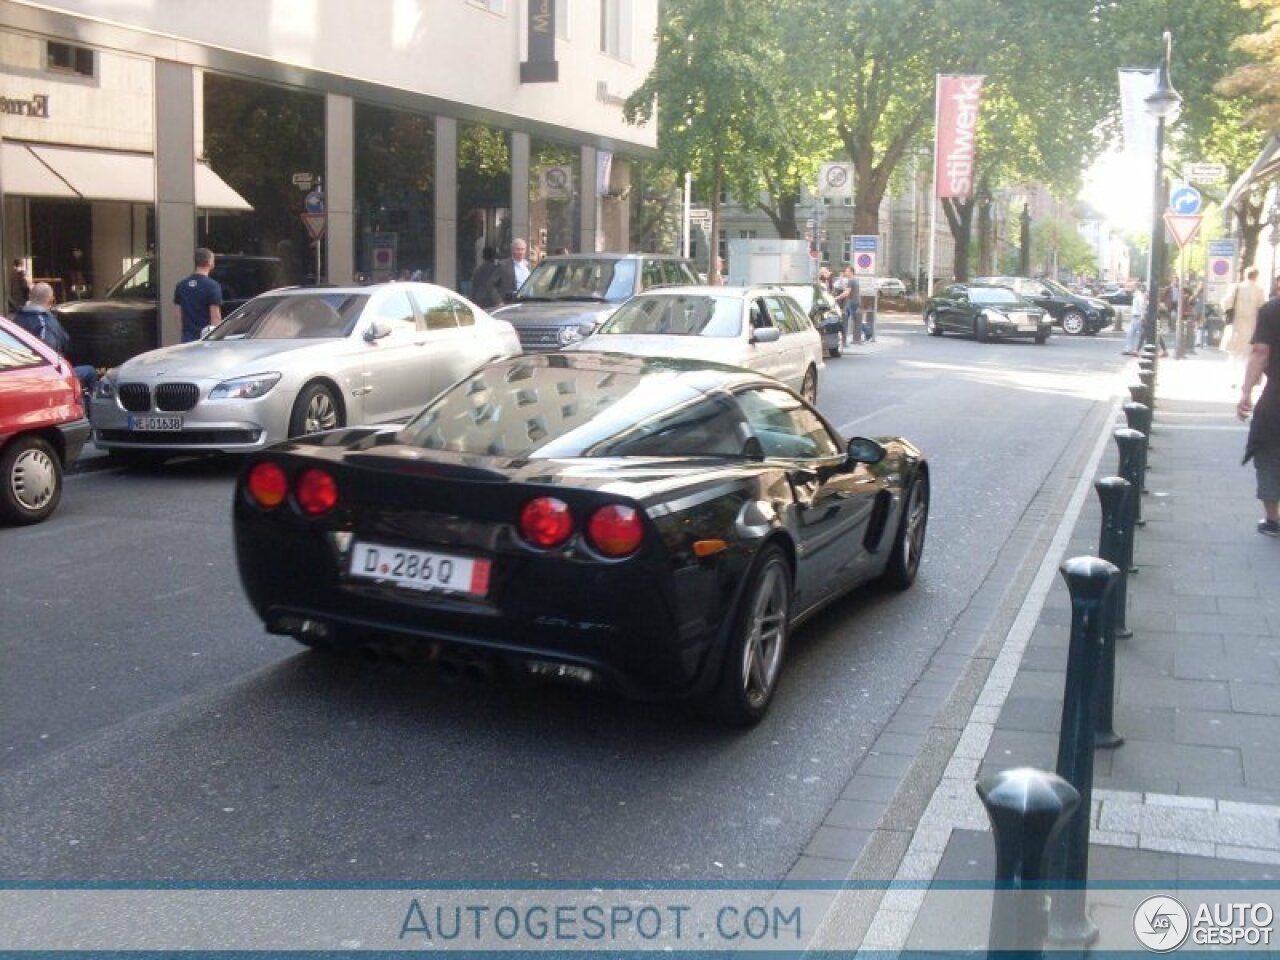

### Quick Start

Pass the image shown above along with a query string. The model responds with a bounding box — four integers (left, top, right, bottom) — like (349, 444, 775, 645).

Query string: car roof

(536, 252, 692, 262)
(255, 281, 455, 298)
(628, 284, 797, 299)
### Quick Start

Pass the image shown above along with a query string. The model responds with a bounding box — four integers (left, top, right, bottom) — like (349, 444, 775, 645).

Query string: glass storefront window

(354, 103, 436, 283)
(529, 140, 580, 260)
(201, 73, 324, 286)
(457, 123, 511, 297)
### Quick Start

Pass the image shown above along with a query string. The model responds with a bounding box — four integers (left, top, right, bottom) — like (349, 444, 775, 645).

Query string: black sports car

(923, 283, 1053, 343)
(233, 353, 929, 724)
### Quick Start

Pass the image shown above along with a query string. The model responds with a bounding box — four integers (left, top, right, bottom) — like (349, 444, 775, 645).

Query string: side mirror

(751, 326, 781, 344)
(363, 320, 391, 342)
(846, 436, 886, 465)
(578, 320, 596, 338)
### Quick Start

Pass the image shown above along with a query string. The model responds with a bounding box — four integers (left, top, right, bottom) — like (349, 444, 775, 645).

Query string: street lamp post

(1144, 32, 1182, 349)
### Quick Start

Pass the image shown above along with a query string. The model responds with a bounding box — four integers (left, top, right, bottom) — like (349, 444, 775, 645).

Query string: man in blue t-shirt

(174, 248, 223, 342)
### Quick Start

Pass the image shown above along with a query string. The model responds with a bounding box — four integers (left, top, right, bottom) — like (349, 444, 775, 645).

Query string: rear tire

(925, 310, 942, 336)
(882, 472, 929, 590)
(976, 315, 990, 343)
(289, 382, 343, 438)
(1034, 332, 1048, 345)
(827, 338, 842, 359)
(713, 545, 792, 726)
(0, 435, 62, 525)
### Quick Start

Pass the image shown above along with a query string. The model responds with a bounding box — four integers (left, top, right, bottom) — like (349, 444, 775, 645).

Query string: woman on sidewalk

(1238, 288, 1280, 536)
(1223, 267, 1266, 387)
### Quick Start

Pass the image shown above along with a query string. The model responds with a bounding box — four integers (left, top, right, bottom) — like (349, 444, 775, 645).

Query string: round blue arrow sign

(1169, 185, 1202, 216)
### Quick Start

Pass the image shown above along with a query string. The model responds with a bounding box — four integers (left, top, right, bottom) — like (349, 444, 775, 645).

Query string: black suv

(55, 255, 285, 368)
(974, 276, 1113, 335)
(494, 253, 699, 352)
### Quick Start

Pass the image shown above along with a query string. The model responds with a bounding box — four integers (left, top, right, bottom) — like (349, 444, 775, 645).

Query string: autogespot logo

(1134, 895, 1191, 952)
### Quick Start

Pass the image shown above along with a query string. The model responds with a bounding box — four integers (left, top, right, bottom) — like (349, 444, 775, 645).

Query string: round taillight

(519, 497, 573, 549)
(246, 461, 288, 509)
(295, 468, 338, 515)
(587, 504, 644, 558)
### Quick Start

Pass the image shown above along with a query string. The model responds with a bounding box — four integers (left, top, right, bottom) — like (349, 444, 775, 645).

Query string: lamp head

(1145, 32, 1183, 123)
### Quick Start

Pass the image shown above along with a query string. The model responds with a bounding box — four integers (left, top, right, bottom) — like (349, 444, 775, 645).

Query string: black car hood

(54, 298, 155, 319)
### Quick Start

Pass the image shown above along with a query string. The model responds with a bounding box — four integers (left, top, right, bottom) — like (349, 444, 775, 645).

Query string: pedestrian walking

(469, 246, 504, 310)
(1123, 282, 1146, 355)
(1223, 267, 1266, 387)
(8, 258, 30, 314)
(174, 248, 223, 342)
(835, 266, 861, 346)
(12, 281, 97, 397)
(1238, 286, 1280, 537)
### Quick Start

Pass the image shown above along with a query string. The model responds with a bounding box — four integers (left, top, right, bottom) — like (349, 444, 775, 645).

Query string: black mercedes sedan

(233, 353, 929, 725)
(973, 275, 1112, 335)
(924, 283, 1053, 343)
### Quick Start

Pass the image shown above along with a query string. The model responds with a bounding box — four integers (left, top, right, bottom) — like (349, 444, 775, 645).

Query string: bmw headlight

(558, 324, 584, 346)
(209, 372, 282, 401)
(93, 372, 117, 400)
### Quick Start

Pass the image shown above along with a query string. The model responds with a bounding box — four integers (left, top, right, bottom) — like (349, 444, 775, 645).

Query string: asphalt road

(0, 320, 1129, 881)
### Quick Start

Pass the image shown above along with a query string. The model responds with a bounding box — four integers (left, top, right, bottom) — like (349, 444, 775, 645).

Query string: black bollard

(1136, 369, 1156, 416)
(977, 768, 1081, 958)
(1094, 476, 1131, 748)
(1124, 400, 1153, 456)
(1128, 383, 1152, 411)
(1115, 428, 1145, 535)
(1047, 556, 1120, 946)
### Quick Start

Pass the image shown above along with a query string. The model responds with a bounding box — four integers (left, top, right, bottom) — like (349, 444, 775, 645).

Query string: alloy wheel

(740, 561, 789, 709)
(305, 391, 339, 434)
(801, 368, 817, 405)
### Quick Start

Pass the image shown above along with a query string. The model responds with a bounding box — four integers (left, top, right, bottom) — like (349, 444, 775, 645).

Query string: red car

(0, 315, 91, 524)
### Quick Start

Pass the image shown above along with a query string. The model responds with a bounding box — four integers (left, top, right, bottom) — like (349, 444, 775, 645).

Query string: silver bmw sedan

(90, 282, 521, 458)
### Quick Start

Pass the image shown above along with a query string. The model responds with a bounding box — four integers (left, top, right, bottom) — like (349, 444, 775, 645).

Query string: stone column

(325, 94, 355, 284)
(580, 145, 598, 253)
(434, 116, 458, 290)
(154, 60, 197, 347)
(510, 131, 530, 253)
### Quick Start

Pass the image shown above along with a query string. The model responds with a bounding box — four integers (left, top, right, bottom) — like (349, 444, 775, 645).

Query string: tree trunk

(1236, 196, 1264, 280)
(977, 190, 993, 276)
(709, 161, 723, 285)
(941, 196, 976, 281)
(758, 193, 801, 240)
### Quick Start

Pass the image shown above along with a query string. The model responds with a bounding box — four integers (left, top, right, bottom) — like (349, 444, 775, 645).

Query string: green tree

(1032, 217, 1096, 278)
(624, 0, 787, 280)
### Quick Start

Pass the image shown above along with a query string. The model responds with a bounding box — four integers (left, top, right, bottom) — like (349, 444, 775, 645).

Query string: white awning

(1, 142, 252, 211)
(1224, 133, 1280, 211)
(0, 143, 78, 198)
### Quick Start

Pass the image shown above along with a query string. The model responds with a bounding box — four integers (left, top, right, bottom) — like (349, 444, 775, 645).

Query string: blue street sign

(1169, 185, 1201, 216)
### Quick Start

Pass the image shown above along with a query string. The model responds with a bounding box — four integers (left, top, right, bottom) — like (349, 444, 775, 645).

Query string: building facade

(0, 0, 671, 345)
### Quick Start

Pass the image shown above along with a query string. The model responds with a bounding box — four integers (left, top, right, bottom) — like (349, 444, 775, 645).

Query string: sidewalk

(837, 347, 1280, 951)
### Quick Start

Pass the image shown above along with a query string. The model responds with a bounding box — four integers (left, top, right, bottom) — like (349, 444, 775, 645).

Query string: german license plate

(128, 415, 182, 431)
(349, 541, 491, 596)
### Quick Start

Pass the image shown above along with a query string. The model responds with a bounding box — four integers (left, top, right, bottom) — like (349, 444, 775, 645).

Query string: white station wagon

(568, 285, 825, 403)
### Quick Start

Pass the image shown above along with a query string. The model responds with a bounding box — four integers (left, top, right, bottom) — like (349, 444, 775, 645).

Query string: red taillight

(246, 462, 288, 509)
(295, 468, 338, 515)
(519, 497, 573, 549)
(587, 504, 644, 558)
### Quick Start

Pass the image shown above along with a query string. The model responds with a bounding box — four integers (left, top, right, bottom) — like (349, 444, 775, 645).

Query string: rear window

(0, 328, 45, 371)
(398, 357, 720, 459)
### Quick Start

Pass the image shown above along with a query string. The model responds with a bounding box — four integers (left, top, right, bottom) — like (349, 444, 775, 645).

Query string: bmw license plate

(349, 541, 491, 596)
(128, 415, 182, 431)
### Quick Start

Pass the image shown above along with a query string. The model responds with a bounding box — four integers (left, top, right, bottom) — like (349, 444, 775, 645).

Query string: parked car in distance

(973, 276, 1112, 335)
(568, 285, 825, 403)
(494, 253, 699, 352)
(90, 283, 520, 461)
(1099, 286, 1134, 308)
(767, 282, 844, 357)
(876, 277, 908, 297)
(0, 316, 90, 524)
(924, 283, 1052, 344)
(232, 352, 929, 724)
(54, 254, 288, 369)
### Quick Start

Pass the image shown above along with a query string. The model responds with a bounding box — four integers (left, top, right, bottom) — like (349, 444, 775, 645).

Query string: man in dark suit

(497, 238, 531, 304)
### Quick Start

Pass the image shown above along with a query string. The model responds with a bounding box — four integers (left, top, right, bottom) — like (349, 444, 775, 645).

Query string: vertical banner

(934, 75, 984, 199)
(1118, 69, 1157, 168)
(520, 0, 559, 83)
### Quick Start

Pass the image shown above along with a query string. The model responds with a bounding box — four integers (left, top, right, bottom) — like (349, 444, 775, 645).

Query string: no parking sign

(1207, 239, 1236, 305)
(850, 235, 878, 276)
